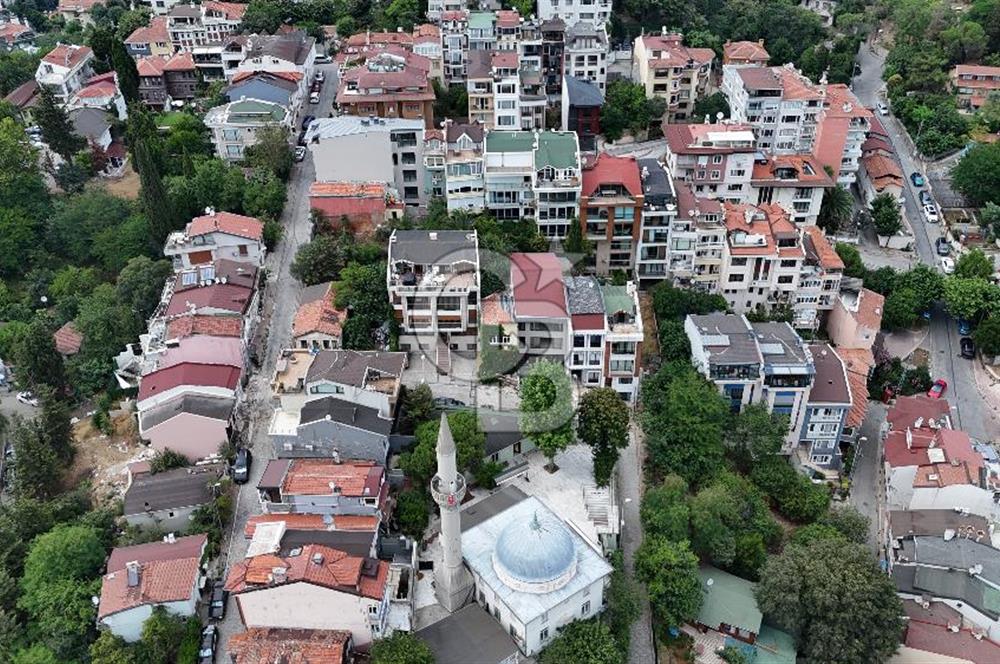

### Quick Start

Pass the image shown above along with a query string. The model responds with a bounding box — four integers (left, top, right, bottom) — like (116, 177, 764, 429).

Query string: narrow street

(215, 61, 339, 652)
(621, 425, 655, 664)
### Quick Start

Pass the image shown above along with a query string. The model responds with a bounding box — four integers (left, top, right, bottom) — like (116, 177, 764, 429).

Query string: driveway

(215, 61, 340, 653)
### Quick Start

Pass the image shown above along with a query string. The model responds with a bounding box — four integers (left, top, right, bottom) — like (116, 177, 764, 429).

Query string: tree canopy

(519, 360, 575, 466)
(577, 387, 630, 486)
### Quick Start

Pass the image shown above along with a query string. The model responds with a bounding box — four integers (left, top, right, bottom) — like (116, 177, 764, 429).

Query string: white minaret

(431, 413, 473, 611)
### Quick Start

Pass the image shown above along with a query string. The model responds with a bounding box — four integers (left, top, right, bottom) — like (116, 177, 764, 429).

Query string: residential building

(441, 121, 486, 212)
(227, 628, 353, 664)
(123, 464, 224, 531)
(53, 321, 82, 357)
(56, 0, 99, 25)
(635, 158, 677, 286)
(480, 411, 535, 466)
(306, 116, 427, 208)
(633, 32, 715, 122)
(68, 107, 112, 152)
(163, 210, 265, 269)
(191, 34, 247, 81)
(337, 49, 435, 128)
(226, 70, 303, 111)
(256, 459, 387, 520)
(125, 16, 172, 58)
(466, 50, 510, 129)
(686, 312, 815, 448)
(812, 83, 871, 185)
(309, 182, 404, 236)
(536, 0, 611, 27)
(238, 30, 316, 84)
(166, 1, 245, 50)
(98, 534, 207, 642)
(68, 71, 127, 119)
(663, 121, 757, 204)
(387, 230, 480, 355)
(34, 43, 94, 103)
(205, 98, 290, 162)
(467, 11, 496, 52)
(798, 343, 851, 474)
(441, 11, 469, 83)
(952, 64, 1000, 111)
(897, 601, 1000, 664)
(827, 285, 884, 350)
(579, 154, 644, 275)
(721, 39, 769, 67)
(859, 118, 904, 207)
(566, 276, 608, 391)
(678, 180, 726, 292)
(750, 153, 833, 225)
(722, 64, 823, 154)
(224, 544, 392, 647)
(561, 75, 602, 152)
(510, 252, 570, 363)
(413, 24, 445, 84)
(0, 21, 35, 52)
(541, 19, 565, 101)
(427, 0, 466, 22)
(268, 395, 393, 462)
(563, 21, 608, 95)
(796, 225, 844, 329)
(136, 361, 242, 413)
(3, 80, 40, 125)
(601, 282, 644, 401)
(292, 282, 345, 351)
(138, 393, 233, 460)
(137, 52, 198, 110)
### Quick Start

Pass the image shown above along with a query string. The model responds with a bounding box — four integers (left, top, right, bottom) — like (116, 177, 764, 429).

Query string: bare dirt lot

(66, 405, 153, 503)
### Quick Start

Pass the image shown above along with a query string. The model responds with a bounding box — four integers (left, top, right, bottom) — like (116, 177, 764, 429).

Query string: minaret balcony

(431, 473, 467, 509)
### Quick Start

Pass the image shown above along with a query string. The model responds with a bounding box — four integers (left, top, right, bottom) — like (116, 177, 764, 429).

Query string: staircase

(436, 343, 451, 376)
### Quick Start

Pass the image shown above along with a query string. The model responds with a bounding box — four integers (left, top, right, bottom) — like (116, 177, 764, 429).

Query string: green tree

(751, 457, 830, 523)
(755, 539, 903, 663)
(243, 170, 287, 218)
(881, 288, 922, 330)
(149, 448, 190, 474)
(11, 645, 59, 664)
(12, 316, 65, 393)
(519, 360, 575, 470)
(395, 489, 429, 538)
(243, 125, 293, 181)
(0, 208, 39, 277)
(10, 419, 61, 500)
(370, 630, 434, 664)
(820, 505, 870, 544)
(240, 0, 285, 33)
(34, 87, 85, 160)
(563, 217, 594, 258)
(74, 283, 144, 367)
(974, 315, 1000, 356)
(897, 264, 944, 311)
(291, 234, 349, 286)
(692, 91, 730, 122)
(401, 410, 485, 482)
(540, 620, 624, 664)
(90, 631, 138, 664)
(943, 276, 1000, 321)
(634, 536, 702, 627)
(979, 92, 1000, 133)
(817, 185, 853, 234)
(129, 106, 176, 247)
(140, 606, 187, 664)
(37, 387, 74, 464)
(835, 242, 865, 278)
(870, 193, 902, 237)
(401, 383, 435, 429)
(110, 38, 140, 106)
(0, 50, 40, 97)
(578, 387, 630, 486)
(47, 190, 134, 265)
(954, 247, 995, 280)
(383, 0, 421, 30)
(952, 141, 1000, 206)
(116, 256, 173, 320)
(601, 80, 658, 141)
(334, 261, 393, 350)
(651, 282, 727, 321)
(640, 474, 690, 542)
(726, 403, 785, 473)
(658, 318, 691, 363)
(163, 114, 212, 166)
(0, 118, 50, 221)
(604, 550, 640, 651)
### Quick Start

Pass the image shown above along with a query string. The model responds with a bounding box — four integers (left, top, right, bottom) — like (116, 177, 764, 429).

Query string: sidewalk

(971, 360, 1000, 436)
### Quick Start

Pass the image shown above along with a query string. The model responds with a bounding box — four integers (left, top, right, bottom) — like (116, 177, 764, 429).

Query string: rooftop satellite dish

(716, 111, 724, 120)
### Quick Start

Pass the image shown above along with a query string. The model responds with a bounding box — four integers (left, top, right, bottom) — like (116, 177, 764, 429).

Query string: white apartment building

(423, 121, 486, 211)
(749, 153, 832, 226)
(427, 0, 467, 24)
(441, 11, 469, 83)
(166, 1, 244, 50)
(413, 24, 445, 84)
(795, 226, 845, 330)
(636, 159, 676, 286)
(492, 51, 521, 129)
(633, 32, 715, 123)
(537, 0, 611, 27)
(663, 122, 757, 204)
(722, 64, 823, 154)
(34, 43, 94, 103)
(204, 97, 290, 162)
(468, 11, 496, 52)
(563, 21, 607, 94)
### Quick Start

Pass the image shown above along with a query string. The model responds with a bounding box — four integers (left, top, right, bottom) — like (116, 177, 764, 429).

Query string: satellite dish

(716, 111, 724, 120)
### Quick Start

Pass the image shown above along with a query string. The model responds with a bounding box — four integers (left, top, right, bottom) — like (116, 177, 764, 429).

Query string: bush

(149, 448, 189, 474)
(473, 460, 504, 489)
(396, 489, 429, 539)
(751, 458, 830, 523)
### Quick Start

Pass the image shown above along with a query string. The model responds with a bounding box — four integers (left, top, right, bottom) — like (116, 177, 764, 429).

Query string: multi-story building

(663, 122, 757, 204)
(721, 40, 770, 67)
(796, 225, 844, 330)
(136, 52, 198, 110)
(387, 230, 480, 354)
(722, 64, 823, 154)
(812, 83, 871, 186)
(413, 24, 445, 84)
(166, 1, 245, 50)
(468, 11, 496, 52)
(495, 9, 521, 51)
(633, 32, 715, 122)
(537, 0, 611, 27)
(798, 343, 851, 474)
(306, 116, 427, 209)
(635, 158, 676, 286)
(237, 31, 316, 87)
(509, 252, 571, 364)
(951, 64, 1000, 111)
(34, 43, 94, 103)
(561, 75, 602, 151)
(466, 51, 493, 125)
(579, 154, 644, 275)
(124, 16, 173, 58)
(541, 18, 565, 101)
(427, 0, 466, 23)
(190, 35, 246, 82)
(441, 10, 469, 83)
(256, 459, 387, 520)
(466, 50, 520, 129)
(336, 50, 435, 129)
(564, 21, 608, 95)
(205, 98, 290, 162)
(601, 282, 644, 402)
(686, 312, 815, 449)
(442, 121, 486, 212)
(163, 210, 265, 270)
(749, 153, 833, 225)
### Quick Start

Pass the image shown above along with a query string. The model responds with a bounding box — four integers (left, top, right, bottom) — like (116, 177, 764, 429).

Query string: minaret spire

(431, 413, 473, 612)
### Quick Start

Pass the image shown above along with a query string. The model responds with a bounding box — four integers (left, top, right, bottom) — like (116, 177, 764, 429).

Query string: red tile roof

(751, 154, 834, 186)
(4, 80, 39, 108)
(510, 253, 567, 319)
(166, 314, 244, 339)
(164, 283, 254, 316)
(42, 43, 93, 69)
(823, 83, 872, 119)
(723, 202, 803, 257)
(280, 459, 383, 497)
(345, 31, 415, 48)
(204, 0, 247, 19)
(227, 628, 351, 664)
(952, 63, 1000, 79)
(293, 283, 345, 339)
(107, 534, 208, 572)
(663, 122, 756, 155)
(802, 226, 845, 270)
(641, 33, 714, 67)
(125, 16, 168, 45)
(723, 40, 769, 64)
(53, 321, 83, 355)
(837, 347, 872, 429)
(496, 9, 520, 27)
(480, 293, 514, 326)
(852, 287, 885, 331)
(57, 0, 101, 12)
(582, 154, 642, 197)
(225, 544, 388, 600)
(74, 78, 117, 100)
(243, 514, 379, 538)
(162, 51, 196, 72)
(887, 395, 951, 432)
(905, 617, 1000, 662)
(0, 23, 31, 44)
(99, 557, 201, 619)
(491, 50, 519, 69)
(138, 362, 241, 402)
(188, 211, 264, 241)
(137, 55, 167, 77)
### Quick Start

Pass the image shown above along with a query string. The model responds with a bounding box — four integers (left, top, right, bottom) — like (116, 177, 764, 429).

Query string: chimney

(126, 561, 141, 587)
(312, 552, 325, 564)
(164, 532, 176, 544)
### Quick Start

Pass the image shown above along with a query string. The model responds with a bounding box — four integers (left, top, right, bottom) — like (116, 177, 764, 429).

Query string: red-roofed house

(69, 71, 127, 119)
(510, 252, 569, 363)
(663, 122, 757, 204)
(859, 151, 904, 206)
(292, 281, 346, 351)
(125, 16, 172, 58)
(579, 154, 644, 275)
(633, 31, 715, 122)
(797, 225, 845, 329)
(750, 153, 834, 225)
(813, 83, 872, 185)
(136, 52, 198, 109)
(827, 286, 884, 351)
(224, 544, 391, 647)
(136, 361, 242, 411)
(227, 628, 353, 664)
(99, 534, 207, 641)
(35, 43, 94, 103)
(53, 321, 83, 356)
(309, 181, 404, 237)
(0, 22, 36, 52)
(722, 40, 769, 67)
(256, 459, 387, 519)
(951, 64, 1000, 111)
(164, 210, 265, 269)
(336, 50, 435, 128)
(56, 0, 101, 26)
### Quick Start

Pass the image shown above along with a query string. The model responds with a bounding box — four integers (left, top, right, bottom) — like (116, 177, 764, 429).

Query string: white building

(204, 97, 290, 162)
(663, 122, 757, 204)
(633, 32, 715, 123)
(749, 153, 833, 226)
(163, 210, 265, 269)
(536, 0, 611, 27)
(722, 64, 823, 154)
(563, 21, 607, 95)
(166, 1, 245, 50)
(34, 43, 94, 103)
(236, 31, 317, 90)
(440, 10, 469, 83)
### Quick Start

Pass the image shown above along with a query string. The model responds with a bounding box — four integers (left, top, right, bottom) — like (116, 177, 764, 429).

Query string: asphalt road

(215, 61, 339, 653)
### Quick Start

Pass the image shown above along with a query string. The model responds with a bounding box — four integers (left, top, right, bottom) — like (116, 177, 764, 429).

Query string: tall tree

(12, 315, 65, 393)
(726, 403, 785, 473)
(954, 247, 995, 280)
(115, 256, 172, 320)
(578, 387, 630, 486)
(110, 39, 140, 107)
(755, 539, 903, 663)
(640, 474, 690, 542)
(34, 87, 85, 161)
(370, 632, 434, 664)
(0, 117, 49, 220)
(519, 360, 575, 470)
(539, 620, 624, 664)
(952, 141, 1000, 206)
(817, 185, 852, 234)
(634, 536, 702, 627)
(870, 193, 903, 237)
(243, 124, 293, 181)
(131, 128, 175, 247)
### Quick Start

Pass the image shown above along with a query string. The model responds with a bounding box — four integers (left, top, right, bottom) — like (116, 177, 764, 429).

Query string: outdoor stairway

(436, 343, 451, 375)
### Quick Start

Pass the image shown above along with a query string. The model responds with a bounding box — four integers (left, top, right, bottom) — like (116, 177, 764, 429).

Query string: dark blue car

(958, 318, 972, 336)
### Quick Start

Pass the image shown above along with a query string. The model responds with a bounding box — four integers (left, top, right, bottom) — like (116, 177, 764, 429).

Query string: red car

(927, 379, 948, 399)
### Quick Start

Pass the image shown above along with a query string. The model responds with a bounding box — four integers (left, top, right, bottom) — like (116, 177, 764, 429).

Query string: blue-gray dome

(492, 511, 577, 593)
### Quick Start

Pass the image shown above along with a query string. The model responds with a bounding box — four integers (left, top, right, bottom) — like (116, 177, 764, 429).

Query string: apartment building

(190, 35, 246, 81)
(675, 177, 726, 291)
(633, 31, 715, 122)
(561, 75, 602, 151)
(750, 153, 833, 225)
(537, 0, 611, 27)
(336, 50, 435, 129)
(635, 158, 676, 286)
(34, 43, 94, 103)
(205, 98, 290, 162)
(721, 40, 770, 67)
(440, 121, 486, 212)
(508, 252, 571, 364)
(441, 11, 469, 83)
(466, 50, 520, 129)
(686, 312, 815, 449)
(579, 154, 644, 275)
(663, 122, 757, 204)
(387, 230, 480, 354)
(413, 24, 445, 84)
(125, 16, 173, 58)
(564, 21, 608, 94)
(428, 0, 466, 23)
(796, 225, 844, 330)
(237, 31, 316, 87)
(468, 11, 496, 52)
(723, 64, 823, 154)
(163, 210, 265, 270)
(812, 83, 871, 185)
(306, 116, 427, 208)
(951, 64, 1000, 111)
(166, 1, 245, 50)
(541, 18, 566, 100)
(799, 343, 851, 474)
(136, 52, 198, 110)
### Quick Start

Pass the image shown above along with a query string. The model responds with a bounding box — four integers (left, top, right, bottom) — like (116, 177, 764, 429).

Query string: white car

(309, 91, 320, 104)
(940, 256, 955, 274)
(315, 71, 325, 82)
(16, 391, 39, 407)
(876, 101, 889, 116)
(923, 204, 939, 223)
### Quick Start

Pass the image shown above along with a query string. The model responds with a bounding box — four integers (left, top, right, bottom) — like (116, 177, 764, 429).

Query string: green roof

(753, 626, 797, 664)
(534, 131, 578, 170)
(229, 99, 286, 122)
(468, 11, 495, 29)
(600, 285, 634, 316)
(486, 131, 535, 153)
(696, 567, 763, 634)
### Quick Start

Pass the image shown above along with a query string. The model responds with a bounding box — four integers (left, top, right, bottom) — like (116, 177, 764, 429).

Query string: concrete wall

(101, 595, 198, 642)
(125, 504, 202, 533)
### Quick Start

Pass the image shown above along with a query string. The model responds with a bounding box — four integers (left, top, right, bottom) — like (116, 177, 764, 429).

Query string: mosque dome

(492, 510, 577, 594)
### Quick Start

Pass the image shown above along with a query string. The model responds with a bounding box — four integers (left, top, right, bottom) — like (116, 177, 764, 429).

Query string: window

(540, 628, 549, 641)
(712, 154, 723, 164)
(238, 245, 248, 256)
(811, 454, 832, 464)
(581, 601, 591, 616)
(513, 441, 522, 454)
(728, 274, 745, 282)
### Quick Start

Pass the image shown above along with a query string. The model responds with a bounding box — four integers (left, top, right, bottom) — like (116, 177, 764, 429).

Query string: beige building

(633, 31, 715, 122)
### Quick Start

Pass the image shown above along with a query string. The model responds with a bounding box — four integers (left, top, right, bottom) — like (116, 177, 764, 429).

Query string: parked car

(919, 190, 934, 206)
(208, 581, 228, 620)
(927, 379, 948, 399)
(232, 447, 252, 484)
(315, 71, 325, 82)
(198, 625, 217, 664)
(961, 337, 976, 359)
(301, 114, 315, 130)
(433, 397, 467, 411)
(16, 391, 38, 407)
(957, 318, 972, 336)
(294, 146, 307, 162)
(935, 237, 950, 256)
(315, 54, 331, 64)
(940, 256, 955, 274)
(309, 91, 320, 104)
(876, 101, 889, 115)
(910, 172, 926, 187)
(923, 204, 939, 223)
